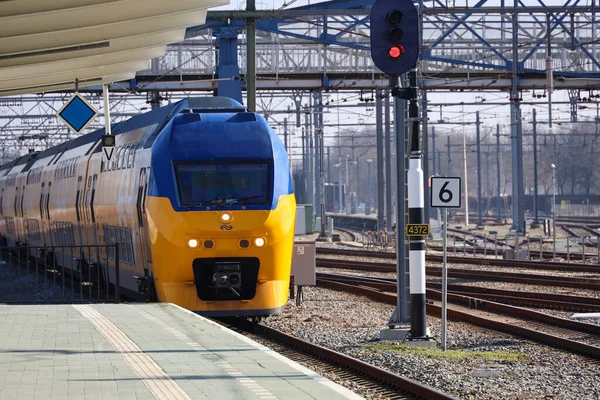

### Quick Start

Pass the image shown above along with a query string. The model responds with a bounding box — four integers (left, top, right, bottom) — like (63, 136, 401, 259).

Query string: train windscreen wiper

(186, 202, 206, 210)
(231, 195, 265, 205)
(208, 197, 237, 209)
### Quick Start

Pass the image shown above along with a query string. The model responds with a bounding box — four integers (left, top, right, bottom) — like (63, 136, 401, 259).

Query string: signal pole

(370, 0, 429, 341)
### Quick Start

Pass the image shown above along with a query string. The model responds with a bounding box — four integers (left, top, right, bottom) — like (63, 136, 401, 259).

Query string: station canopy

(0, 0, 227, 97)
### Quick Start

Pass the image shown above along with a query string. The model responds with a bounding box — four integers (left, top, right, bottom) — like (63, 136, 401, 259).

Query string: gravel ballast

(263, 286, 600, 400)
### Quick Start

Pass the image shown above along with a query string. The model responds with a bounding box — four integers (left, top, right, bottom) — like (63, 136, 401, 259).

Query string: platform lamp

(551, 163, 556, 259)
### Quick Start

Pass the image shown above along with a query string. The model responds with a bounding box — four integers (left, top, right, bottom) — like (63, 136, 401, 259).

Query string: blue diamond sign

(56, 94, 98, 134)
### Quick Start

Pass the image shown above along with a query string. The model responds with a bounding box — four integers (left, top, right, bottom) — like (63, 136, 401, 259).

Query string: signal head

(369, 0, 420, 76)
(388, 45, 405, 59)
(388, 27, 404, 41)
(386, 10, 403, 24)
(102, 134, 115, 147)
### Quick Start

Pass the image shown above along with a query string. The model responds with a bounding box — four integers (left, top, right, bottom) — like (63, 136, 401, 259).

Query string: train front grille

(192, 257, 259, 301)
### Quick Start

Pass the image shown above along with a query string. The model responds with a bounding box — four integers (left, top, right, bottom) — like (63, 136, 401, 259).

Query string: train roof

(0, 97, 247, 175)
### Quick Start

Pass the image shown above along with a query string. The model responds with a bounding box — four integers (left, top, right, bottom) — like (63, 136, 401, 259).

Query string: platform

(0, 303, 362, 400)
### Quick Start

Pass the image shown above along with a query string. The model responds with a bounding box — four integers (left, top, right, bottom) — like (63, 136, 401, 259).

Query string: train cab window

(175, 162, 270, 207)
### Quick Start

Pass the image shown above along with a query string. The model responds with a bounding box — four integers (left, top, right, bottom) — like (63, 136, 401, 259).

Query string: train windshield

(176, 162, 270, 207)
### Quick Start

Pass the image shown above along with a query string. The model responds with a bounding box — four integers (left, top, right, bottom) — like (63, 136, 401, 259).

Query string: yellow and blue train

(0, 97, 296, 316)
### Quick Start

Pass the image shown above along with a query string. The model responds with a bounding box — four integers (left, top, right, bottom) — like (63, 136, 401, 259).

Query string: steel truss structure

(1, 0, 599, 232)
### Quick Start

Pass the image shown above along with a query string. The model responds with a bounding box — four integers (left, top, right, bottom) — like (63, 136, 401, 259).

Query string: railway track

(318, 272, 600, 311)
(216, 317, 456, 400)
(317, 257, 600, 290)
(316, 274, 600, 360)
(317, 247, 600, 271)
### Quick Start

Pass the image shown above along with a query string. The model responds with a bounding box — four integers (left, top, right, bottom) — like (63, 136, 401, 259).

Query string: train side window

(127, 144, 134, 168)
(0, 187, 3, 216)
(90, 175, 97, 223)
(46, 182, 51, 220)
(111, 150, 117, 170)
(75, 177, 82, 222)
(123, 146, 131, 169)
(115, 148, 121, 170)
(39, 183, 44, 218)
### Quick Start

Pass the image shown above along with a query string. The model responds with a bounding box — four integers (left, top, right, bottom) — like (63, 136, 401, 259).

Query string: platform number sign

(431, 177, 461, 208)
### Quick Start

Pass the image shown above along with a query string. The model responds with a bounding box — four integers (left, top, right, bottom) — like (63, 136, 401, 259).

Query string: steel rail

(316, 258, 600, 290)
(317, 279, 600, 359)
(317, 247, 600, 271)
(216, 317, 456, 400)
(318, 272, 600, 311)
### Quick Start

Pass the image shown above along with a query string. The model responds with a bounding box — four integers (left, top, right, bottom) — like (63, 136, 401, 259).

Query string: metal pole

(389, 74, 409, 326)
(463, 127, 469, 226)
(552, 165, 557, 260)
(102, 85, 112, 135)
(406, 70, 427, 338)
(327, 146, 331, 198)
(317, 93, 327, 239)
(338, 157, 343, 213)
(496, 125, 502, 222)
(283, 118, 288, 151)
(422, 91, 430, 227)
(376, 88, 385, 230)
(485, 151, 491, 216)
(301, 126, 307, 204)
(345, 156, 349, 213)
(546, 14, 553, 128)
(510, 3, 524, 233)
(246, 0, 256, 112)
(385, 90, 393, 231)
(476, 112, 483, 227)
(442, 207, 448, 351)
(532, 109, 540, 227)
(313, 93, 320, 218)
(446, 135, 451, 177)
(432, 127, 436, 177)
(306, 105, 314, 210)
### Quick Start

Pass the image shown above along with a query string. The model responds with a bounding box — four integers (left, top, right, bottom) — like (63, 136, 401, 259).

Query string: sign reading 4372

(431, 177, 461, 208)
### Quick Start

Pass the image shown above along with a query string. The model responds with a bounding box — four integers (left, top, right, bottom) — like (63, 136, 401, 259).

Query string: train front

(146, 98, 295, 316)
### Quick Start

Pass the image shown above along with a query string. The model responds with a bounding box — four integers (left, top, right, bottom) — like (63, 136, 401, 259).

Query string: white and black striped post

(406, 70, 427, 339)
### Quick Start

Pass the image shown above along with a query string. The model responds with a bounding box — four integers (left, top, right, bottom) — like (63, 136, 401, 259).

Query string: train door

(136, 167, 154, 298)
(39, 183, 46, 245)
(75, 177, 84, 246)
(44, 182, 53, 247)
(136, 168, 151, 268)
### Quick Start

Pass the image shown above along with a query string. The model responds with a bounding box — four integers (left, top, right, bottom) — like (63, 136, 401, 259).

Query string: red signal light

(388, 45, 404, 59)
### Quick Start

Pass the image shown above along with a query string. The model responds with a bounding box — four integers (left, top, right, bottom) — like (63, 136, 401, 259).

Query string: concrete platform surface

(0, 303, 362, 400)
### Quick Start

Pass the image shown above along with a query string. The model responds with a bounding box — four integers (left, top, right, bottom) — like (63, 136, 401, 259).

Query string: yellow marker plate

(406, 224, 430, 236)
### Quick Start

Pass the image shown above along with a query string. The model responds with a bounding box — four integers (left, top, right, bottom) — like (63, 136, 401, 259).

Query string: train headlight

(254, 237, 266, 247)
(220, 213, 232, 223)
(187, 238, 199, 248)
